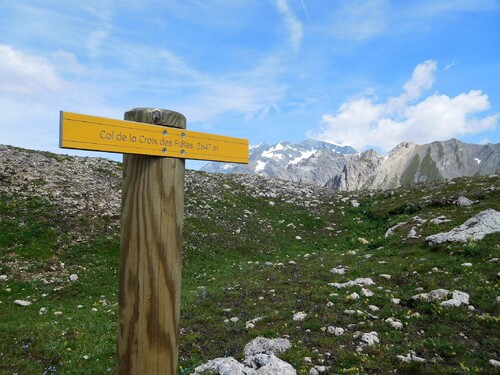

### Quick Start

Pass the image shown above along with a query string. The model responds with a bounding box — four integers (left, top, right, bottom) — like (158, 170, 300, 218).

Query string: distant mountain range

(201, 139, 500, 191)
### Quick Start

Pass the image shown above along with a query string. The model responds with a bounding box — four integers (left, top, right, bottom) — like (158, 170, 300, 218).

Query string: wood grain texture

(118, 108, 186, 374)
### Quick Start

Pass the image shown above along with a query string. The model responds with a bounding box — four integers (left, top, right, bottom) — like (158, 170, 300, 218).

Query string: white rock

(230, 317, 239, 323)
(0, 275, 7, 281)
(14, 300, 31, 306)
(411, 288, 449, 302)
(54, 311, 63, 316)
(426, 209, 500, 245)
(385, 317, 403, 329)
(489, 359, 500, 367)
(293, 311, 307, 321)
(327, 326, 345, 336)
(193, 357, 250, 374)
(430, 216, 451, 225)
(461, 262, 472, 267)
(295, 236, 302, 240)
(440, 290, 470, 307)
(380, 274, 391, 280)
(397, 351, 426, 363)
(347, 292, 360, 300)
(358, 331, 379, 349)
(39, 307, 47, 315)
(330, 266, 346, 275)
(368, 305, 379, 312)
(390, 298, 401, 305)
(244, 337, 292, 357)
(331, 278, 375, 289)
(69, 274, 79, 282)
(361, 288, 374, 297)
(457, 196, 474, 207)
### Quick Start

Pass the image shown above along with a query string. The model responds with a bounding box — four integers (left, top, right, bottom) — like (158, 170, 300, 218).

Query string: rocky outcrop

(426, 209, 500, 245)
(192, 337, 296, 375)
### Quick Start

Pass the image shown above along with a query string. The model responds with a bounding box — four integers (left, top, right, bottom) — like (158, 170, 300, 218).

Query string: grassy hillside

(0, 147, 499, 374)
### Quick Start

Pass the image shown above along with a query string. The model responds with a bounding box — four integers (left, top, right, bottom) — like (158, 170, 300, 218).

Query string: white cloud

(273, 0, 304, 52)
(0, 44, 67, 96)
(310, 60, 498, 152)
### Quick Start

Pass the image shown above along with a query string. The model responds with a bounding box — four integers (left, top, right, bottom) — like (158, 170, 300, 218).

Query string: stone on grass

(193, 337, 296, 375)
(385, 317, 403, 329)
(331, 278, 375, 289)
(330, 266, 346, 275)
(69, 274, 79, 282)
(244, 354, 296, 374)
(397, 351, 426, 363)
(244, 337, 291, 357)
(489, 359, 500, 367)
(14, 300, 31, 306)
(293, 311, 307, 321)
(327, 326, 345, 336)
(430, 216, 451, 225)
(426, 209, 500, 245)
(440, 291, 470, 307)
(356, 331, 379, 351)
(457, 196, 474, 207)
(361, 288, 374, 297)
(193, 357, 249, 375)
(347, 292, 360, 300)
(411, 289, 449, 303)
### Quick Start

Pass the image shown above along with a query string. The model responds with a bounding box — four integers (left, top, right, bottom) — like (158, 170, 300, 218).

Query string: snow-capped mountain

(201, 140, 357, 182)
(201, 139, 500, 191)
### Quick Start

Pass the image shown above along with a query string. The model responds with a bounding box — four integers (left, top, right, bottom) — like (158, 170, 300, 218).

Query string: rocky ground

(0, 145, 499, 374)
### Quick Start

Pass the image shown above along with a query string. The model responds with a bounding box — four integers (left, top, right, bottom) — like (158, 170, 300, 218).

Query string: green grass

(1, 171, 499, 374)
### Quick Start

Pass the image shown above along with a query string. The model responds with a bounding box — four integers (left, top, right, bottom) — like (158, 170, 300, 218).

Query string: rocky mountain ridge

(202, 139, 500, 191)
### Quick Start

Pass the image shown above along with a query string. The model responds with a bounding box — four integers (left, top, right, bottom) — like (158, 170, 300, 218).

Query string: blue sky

(1, 0, 499, 167)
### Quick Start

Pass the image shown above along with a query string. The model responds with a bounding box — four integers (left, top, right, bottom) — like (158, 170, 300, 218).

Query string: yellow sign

(59, 111, 249, 164)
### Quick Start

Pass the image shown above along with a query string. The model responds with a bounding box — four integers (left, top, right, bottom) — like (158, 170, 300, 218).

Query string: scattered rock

(358, 237, 369, 245)
(356, 331, 379, 351)
(293, 312, 307, 321)
(361, 288, 374, 297)
(411, 288, 450, 303)
(457, 196, 474, 207)
(193, 337, 296, 375)
(385, 317, 403, 329)
(243, 337, 292, 357)
(440, 291, 470, 307)
(327, 326, 345, 336)
(330, 266, 346, 275)
(14, 300, 31, 306)
(347, 292, 360, 300)
(331, 278, 375, 289)
(69, 274, 79, 282)
(397, 351, 425, 363)
(430, 216, 451, 225)
(489, 359, 500, 368)
(426, 209, 500, 245)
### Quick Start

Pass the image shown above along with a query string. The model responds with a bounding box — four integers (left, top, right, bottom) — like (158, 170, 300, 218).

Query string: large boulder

(426, 209, 500, 245)
(192, 337, 296, 375)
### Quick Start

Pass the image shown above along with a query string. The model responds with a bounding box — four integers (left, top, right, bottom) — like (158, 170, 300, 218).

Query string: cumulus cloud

(310, 60, 498, 152)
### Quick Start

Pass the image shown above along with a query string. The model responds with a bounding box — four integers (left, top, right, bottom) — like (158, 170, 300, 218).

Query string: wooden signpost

(59, 108, 248, 375)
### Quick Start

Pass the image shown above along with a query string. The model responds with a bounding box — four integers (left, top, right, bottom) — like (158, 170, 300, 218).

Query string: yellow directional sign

(60, 111, 249, 164)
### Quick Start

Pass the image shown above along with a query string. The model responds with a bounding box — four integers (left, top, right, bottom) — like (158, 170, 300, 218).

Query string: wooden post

(118, 108, 186, 375)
